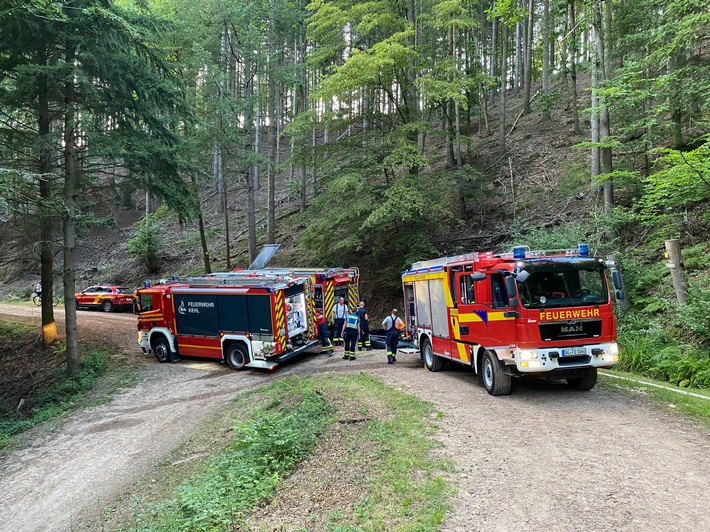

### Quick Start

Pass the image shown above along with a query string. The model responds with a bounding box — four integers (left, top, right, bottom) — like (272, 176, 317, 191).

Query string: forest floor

(0, 303, 709, 531)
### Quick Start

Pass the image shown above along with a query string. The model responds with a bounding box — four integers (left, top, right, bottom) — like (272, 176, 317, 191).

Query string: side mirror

(515, 270, 530, 283)
(615, 289, 625, 301)
(612, 270, 623, 290)
(470, 272, 486, 281)
(504, 276, 518, 308)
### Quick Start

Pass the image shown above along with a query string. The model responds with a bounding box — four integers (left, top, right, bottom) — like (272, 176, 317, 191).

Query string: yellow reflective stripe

(459, 313, 484, 323)
(488, 311, 514, 321)
(180, 344, 221, 350)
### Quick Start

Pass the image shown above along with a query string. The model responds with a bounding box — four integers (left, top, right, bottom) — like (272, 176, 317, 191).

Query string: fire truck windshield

(518, 263, 608, 309)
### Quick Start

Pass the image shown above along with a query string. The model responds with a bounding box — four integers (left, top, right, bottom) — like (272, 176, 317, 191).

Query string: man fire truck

(402, 244, 623, 395)
(135, 273, 319, 370)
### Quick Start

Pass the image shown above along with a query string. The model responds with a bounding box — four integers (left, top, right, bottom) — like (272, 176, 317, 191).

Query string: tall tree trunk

(37, 46, 57, 346)
(568, 0, 582, 134)
(593, 1, 613, 216)
(266, 0, 277, 244)
(254, 75, 261, 190)
(192, 176, 212, 273)
(489, 18, 498, 105)
(244, 58, 257, 263)
(542, 0, 551, 121)
(63, 40, 80, 375)
(515, 21, 522, 93)
(498, 22, 509, 158)
(523, 0, 534, 114)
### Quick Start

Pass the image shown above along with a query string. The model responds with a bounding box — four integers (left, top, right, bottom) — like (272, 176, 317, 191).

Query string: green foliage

(0, 336, 115, 450)
(299, 169, 457, 292)
(131, 377, 335, 530)
(639, 136, 710, 230)
(127, 216, 162, 272)
(124, 373, 450, 531)
(503, 218, 606, 255)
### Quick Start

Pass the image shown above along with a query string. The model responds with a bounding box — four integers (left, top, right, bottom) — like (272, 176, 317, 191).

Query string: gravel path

(1, 304, 708, 531)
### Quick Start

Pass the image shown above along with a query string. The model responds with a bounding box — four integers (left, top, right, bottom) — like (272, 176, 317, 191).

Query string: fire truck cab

(135, 273, 319, 370)
(402, 245, 622, 395)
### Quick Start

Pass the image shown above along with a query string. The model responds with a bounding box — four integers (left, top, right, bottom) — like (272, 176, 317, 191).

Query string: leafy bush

(134, 378, 334, 530)
(0, 348, 112, 449)
(127, 216, 162, 273)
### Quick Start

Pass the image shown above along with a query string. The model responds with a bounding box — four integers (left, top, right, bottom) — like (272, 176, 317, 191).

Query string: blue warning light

(513, 246, 526, 259)
(578, 243, 590, 256)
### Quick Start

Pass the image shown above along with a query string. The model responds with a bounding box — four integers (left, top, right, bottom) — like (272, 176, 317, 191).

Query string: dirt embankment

(1, 304, 709, 531)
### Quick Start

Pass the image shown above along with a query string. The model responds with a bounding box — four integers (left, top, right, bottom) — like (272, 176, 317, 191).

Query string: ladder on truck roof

(185, 273, 305, 290)
(210, 267, 356, 279)
(409, 252, 482, 271)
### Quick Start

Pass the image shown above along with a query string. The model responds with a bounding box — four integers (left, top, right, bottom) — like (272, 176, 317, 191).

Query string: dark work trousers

(358, 320, 371, 349)
(386, 329, 399, 361)
(343, 328, 358, 357)
(333, 318, 345, 344)
(318, 322, 333, 353)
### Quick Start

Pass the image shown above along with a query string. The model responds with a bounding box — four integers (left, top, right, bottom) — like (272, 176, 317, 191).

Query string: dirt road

(1, 304, 709, 531)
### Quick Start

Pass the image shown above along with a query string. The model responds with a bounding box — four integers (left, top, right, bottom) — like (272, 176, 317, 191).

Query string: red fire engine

(402, 244, 623, 395)
(135, 273, 319, 370)
(213, 267, 359, 315)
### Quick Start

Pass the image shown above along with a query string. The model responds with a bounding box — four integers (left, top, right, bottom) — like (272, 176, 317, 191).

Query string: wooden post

(665, 239, 688, 304)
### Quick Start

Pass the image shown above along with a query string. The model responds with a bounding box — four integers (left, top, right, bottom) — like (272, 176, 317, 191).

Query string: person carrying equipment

(341, 309, 360, 361)
(382, 309, 404, 364)
(331, 296, 348, 346)
(316, 312, 333, 355)
(355, 300, 372, 351)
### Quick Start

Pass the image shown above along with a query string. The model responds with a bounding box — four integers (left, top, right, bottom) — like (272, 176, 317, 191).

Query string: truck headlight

(608, 343, 619, 354)
(519, 350, 538, 360)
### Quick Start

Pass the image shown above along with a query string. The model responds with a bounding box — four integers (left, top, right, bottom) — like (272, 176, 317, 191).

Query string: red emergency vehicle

(135, 273, 319, 370)
(213, 267, 359, 315)
(402, 245, 623, 395)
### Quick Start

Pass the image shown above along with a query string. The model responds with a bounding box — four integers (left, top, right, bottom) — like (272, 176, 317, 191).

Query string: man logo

(560, 324, 583, 333)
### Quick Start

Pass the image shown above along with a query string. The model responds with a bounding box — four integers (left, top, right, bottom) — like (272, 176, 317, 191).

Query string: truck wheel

(567, 367, 598, 390)
(226, 344, 249, 370)
(482, 351, 512, 396)
(101, 300, 113, 312)
(151, 336, 171, 363)
(422, 338, 445, 372)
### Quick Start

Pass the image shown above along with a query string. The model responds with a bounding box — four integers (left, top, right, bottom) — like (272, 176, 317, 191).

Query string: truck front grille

(539, 319, 602, 342)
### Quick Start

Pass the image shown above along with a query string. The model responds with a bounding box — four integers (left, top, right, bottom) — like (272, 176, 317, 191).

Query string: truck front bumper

(509, 342, 619, 373)
(138, 331, 150, 351)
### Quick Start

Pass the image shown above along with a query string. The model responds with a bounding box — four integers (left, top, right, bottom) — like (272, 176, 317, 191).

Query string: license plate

(562, 347, 587, 356)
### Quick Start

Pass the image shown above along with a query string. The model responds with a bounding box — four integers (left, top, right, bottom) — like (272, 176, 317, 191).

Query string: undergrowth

(0, 319, 136, 450)
(125, 374, 450, 531)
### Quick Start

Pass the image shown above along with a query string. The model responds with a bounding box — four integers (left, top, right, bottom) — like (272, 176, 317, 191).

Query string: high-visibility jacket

(345, 313, 359, 329)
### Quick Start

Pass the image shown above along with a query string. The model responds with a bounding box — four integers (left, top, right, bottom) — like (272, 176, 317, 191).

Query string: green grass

(599, 369, 710, 424)
(122, 374, 451, 531)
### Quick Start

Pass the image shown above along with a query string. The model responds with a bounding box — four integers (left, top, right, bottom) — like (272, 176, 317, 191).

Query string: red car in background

(75, 285, 135, 312)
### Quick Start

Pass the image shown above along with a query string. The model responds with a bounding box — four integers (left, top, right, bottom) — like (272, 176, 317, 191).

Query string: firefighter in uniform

(341, 310, 360, 361)
(331, 296, 348, 346)
(356, 300, 372, 351)
(316, 312, 333, 355)
(382, 309, 404, 364)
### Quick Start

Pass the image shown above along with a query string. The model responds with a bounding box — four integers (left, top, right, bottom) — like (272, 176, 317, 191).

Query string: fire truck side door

(476, 272, 516, 349)
(455, 273, 481, 352)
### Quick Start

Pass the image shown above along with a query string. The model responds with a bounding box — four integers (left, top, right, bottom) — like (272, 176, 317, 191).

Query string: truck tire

(482, 350, 512, 396)
(101, 300, 113, 312)
(567, 367, 598, 390)
(226, 343, 249, 370)
(422, 338, 445, 372)
(151, 336, 171, 363)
